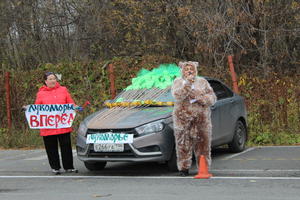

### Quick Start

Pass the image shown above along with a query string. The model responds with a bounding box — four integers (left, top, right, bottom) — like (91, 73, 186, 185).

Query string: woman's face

(183, 65, 196, 79)
(45, 74, 57, 88)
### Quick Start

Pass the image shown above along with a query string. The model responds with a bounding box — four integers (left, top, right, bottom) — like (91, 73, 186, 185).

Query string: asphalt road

(1, 146, 300, 200)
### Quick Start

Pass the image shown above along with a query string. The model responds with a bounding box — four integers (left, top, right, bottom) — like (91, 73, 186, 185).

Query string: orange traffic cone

(194, 155, 212, 179)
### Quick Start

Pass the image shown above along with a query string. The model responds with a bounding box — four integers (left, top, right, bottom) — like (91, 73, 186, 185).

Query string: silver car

(76, 77, 247, 171)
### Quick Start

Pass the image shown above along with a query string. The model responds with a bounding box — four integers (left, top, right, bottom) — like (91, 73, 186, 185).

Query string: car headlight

(135, 120, 164, 135)
(78, 121, 88, 137)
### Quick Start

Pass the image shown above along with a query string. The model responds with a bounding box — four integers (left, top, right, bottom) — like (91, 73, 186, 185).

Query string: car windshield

(155, 89, 174, 102)
(113, 88, 175, 103)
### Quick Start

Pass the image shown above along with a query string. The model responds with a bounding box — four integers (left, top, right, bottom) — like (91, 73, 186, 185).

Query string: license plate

(94, 143, 124, 152)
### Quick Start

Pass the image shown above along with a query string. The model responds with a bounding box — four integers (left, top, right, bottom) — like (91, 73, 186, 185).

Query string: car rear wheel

(167, 148, 178, 172)
(228, 120, 247, 153)
(84, 161, 107, 171)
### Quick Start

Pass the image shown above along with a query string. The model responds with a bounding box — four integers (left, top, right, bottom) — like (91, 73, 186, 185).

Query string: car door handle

(211, 106, 216, 110)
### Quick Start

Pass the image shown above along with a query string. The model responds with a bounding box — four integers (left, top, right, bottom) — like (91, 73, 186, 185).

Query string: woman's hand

(21, 105, 28, 112)
(75, 105, 84, 112)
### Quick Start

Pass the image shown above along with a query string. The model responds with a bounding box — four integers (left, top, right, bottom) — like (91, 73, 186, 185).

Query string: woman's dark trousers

(43, 133, 74, 170)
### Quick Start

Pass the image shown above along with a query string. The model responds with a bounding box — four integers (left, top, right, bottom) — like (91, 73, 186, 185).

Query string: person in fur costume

(171, 61, 217, 176)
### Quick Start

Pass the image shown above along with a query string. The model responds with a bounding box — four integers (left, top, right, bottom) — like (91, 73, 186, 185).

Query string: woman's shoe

(65, 168, 78, 173)
(52, 169, 61, 175)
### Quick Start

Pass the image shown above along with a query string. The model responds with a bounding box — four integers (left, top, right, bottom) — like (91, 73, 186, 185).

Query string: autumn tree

(0, 0, 299, 74)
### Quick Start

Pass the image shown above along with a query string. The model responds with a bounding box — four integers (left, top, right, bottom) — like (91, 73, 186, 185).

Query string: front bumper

(76, 126, 174, 163)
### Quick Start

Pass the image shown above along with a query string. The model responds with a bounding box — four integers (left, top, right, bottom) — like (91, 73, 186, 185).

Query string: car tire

(84, 161, 107, 171)
(167, 148, 178, 172)
(228, 120, 247, 153)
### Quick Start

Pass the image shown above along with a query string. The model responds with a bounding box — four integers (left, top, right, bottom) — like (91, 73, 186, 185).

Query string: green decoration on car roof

(125, 63, 180, 90)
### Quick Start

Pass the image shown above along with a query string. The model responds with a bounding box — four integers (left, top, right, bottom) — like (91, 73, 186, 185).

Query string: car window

(155, 80, 234, 102)
(208, 80, 233, 100)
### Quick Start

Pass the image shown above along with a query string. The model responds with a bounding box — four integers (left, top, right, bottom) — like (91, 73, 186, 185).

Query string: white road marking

(255, 146, 300, 148)
(213, 176, 300, 180)
(0, 175, 300, 180)
(212, 169, 300, 172)
(222, 147, 255, 160)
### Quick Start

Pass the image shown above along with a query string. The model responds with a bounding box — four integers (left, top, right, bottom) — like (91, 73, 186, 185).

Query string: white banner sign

(86, 133, 133, 144)
(25, 104, 76, 129)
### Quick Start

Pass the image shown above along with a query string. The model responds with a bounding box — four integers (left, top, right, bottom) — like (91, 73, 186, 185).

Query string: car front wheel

(84, 161, 107, 171)
(228, 120, 247, 153)
(167, 148, 178, 172)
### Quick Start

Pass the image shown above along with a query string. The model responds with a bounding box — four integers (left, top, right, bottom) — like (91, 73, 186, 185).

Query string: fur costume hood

(178, 61, 199, 78)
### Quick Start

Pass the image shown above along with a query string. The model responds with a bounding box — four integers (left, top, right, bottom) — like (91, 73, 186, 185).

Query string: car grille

(85, 129, 143, 158)
(86, 129, 136, 157)
(88, 144, 136, 158)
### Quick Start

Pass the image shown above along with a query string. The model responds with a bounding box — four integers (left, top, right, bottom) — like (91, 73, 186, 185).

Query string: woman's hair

(43, 72, 57, 83)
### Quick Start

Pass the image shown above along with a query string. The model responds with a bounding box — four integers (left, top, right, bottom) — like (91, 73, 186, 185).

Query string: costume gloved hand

(186, 74, 195, 83)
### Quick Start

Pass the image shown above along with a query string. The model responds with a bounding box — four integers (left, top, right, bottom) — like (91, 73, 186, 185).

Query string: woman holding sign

(34, 72, 78, 175)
